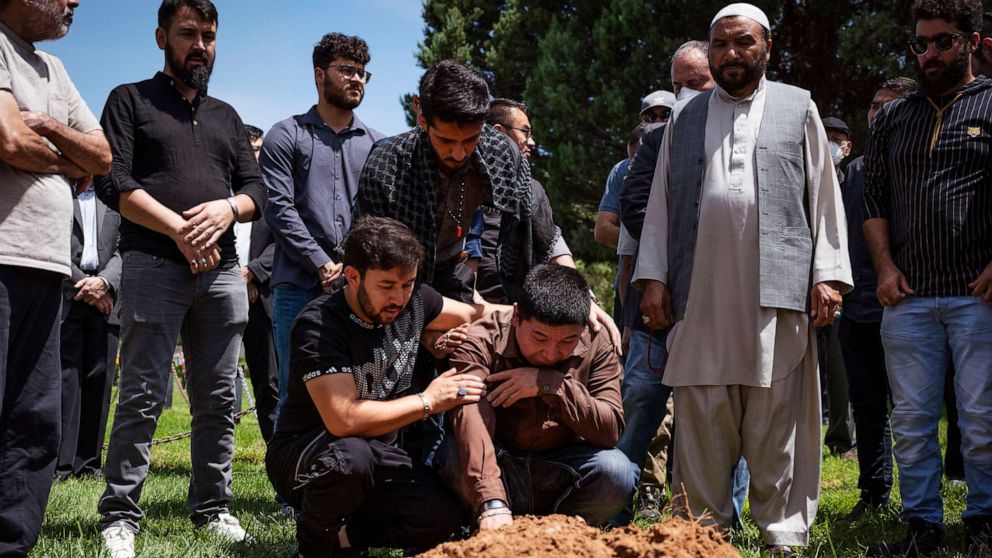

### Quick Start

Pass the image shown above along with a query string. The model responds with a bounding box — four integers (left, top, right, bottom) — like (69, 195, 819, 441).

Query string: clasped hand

(74, 276, 113, 315)
(172, 200, 235, 274)
(180, 199, 236, 249)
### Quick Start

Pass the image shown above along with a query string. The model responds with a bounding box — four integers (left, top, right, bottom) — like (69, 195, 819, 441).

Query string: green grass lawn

(34, 384, 971, 557)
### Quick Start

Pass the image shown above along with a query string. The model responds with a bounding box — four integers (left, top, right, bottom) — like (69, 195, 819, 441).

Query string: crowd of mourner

(1, 0, 991, 556)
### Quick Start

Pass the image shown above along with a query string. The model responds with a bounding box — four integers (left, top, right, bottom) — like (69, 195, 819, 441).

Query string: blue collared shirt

(262, 107, 384, 290)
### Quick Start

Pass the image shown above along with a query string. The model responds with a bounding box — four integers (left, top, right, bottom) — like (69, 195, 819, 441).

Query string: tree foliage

(409, 0, 982, 260)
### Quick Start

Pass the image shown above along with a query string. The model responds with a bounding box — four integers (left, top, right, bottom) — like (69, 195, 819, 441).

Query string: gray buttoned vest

(668, 81, 813, 322)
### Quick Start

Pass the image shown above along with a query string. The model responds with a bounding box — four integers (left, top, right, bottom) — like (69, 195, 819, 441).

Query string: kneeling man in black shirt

(267, 216, 501, 558)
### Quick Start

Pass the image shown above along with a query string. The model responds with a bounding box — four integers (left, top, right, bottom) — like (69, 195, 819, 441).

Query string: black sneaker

(635, 484, 663, 522)
(840, 500, 884, 524)
(965, 515, 992, 557)
(867, 518, 946, 557)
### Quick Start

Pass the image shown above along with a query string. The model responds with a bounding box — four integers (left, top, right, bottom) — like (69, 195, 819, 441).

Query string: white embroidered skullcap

(711, 3, 771, 32)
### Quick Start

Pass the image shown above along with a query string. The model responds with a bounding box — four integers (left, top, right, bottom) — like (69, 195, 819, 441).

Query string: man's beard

(710, 46, 768, 96)
(357, 283, 403, 325)
(167, 42, 213, 97)
(24, 0, 73, 41)
(917, 49, 970, 97)
(323, 81, 363, 110)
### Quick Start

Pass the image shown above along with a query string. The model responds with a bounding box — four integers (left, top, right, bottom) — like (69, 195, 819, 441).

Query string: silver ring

(456, 386, 468, 397)
(641, 315, 651, 325)
(833, 309, 843, 320)
(198, 258, 208, 265)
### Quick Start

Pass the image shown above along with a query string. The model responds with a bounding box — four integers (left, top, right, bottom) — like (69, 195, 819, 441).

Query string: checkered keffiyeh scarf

(356, 124, 558, 288)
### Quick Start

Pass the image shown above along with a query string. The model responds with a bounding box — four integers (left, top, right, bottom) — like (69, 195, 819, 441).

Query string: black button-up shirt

(863, 78, 992, 297)
(841, 156, 882, 322)
(96, 72, 266, 265)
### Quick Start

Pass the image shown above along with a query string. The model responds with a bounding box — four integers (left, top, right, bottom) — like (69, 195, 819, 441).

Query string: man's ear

(511, 303, 519, 327)
(841, 140, 852, 158)
(344, 265, 360, 288)
(493, 123, 507, 135)
(155, 27, 166, 50)
(417, 111, 427, 130)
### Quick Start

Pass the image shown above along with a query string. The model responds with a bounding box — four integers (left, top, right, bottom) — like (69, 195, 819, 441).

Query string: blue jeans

(881, 296, 992, 523)
(440, 440, 638, 526)
(617, 330, 671, 476)
(272, 284, 322, 422)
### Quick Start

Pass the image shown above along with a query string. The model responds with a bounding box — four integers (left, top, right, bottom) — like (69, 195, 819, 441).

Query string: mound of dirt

(418, 514, 740, 558)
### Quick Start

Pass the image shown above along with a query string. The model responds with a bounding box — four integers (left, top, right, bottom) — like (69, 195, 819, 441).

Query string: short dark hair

(879, 76, 919, 97)
(418, 60, 490, 127)
(342, 217, 424, 276)
(244, 124, 263, 143)
(312, 32, 370, 69)
(486, 98, 528, 127)
(628, 123, 649, 148)
(983, 12, 992, 37)
(912, 0, 982, 34)
(158, 0, 217, 29)
(518, 265, 590, 326)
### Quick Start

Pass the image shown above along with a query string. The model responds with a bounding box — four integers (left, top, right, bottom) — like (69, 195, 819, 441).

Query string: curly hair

(879, 77, 919, 97)
(912, 0, 982, 34)
(312, 32, 370, 69)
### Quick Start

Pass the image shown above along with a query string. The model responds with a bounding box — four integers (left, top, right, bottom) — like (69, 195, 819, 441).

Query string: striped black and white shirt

(863, 77, 992, 297)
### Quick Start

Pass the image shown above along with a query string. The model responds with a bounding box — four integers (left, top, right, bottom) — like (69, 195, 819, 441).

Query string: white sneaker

(101, 523, 135, 558)
(205, 512, 251, 544)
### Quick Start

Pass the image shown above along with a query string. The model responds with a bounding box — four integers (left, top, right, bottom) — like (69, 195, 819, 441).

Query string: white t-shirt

(0, 22, 101, 276)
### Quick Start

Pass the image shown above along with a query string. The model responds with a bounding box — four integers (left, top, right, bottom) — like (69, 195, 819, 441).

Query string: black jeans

(0, 266, 63, 555)
(818, 323, 856, 452)
(943, 361, 965, 480)
(266, 431, 463, 558)
(57, 301, 119, 478)
(838, 317, 893, 504)
(242, 300, 278, 443)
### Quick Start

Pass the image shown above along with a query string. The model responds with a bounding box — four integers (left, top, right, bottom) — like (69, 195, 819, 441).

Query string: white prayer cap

(711, 3, 771, 32)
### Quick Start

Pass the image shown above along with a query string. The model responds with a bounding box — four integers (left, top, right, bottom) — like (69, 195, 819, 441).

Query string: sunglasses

(908, 33, 965, 56)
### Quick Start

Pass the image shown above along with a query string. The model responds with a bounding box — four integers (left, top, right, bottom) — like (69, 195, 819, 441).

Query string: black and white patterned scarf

(356, 124, 559, 290)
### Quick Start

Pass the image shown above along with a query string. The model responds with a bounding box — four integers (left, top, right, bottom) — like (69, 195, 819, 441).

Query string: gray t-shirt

(0, 22, 101, 276)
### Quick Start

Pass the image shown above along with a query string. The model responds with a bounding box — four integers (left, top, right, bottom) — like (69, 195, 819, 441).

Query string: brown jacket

(447, 309, 623, 510)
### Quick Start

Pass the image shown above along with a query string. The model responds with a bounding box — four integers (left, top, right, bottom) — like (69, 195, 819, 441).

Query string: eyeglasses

(505, 126, 533, 139)
(326, 64, 372, 83)
(908, 33, 966, 56)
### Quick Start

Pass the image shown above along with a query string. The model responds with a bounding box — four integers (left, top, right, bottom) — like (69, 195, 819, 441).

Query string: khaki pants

(641, 394, 675, 486)
(671, 352, 821, 547)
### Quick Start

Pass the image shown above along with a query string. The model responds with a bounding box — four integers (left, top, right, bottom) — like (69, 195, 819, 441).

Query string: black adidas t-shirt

(275, 284, 444, 437)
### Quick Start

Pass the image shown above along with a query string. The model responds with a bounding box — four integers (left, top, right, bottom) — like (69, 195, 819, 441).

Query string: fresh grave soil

(418, 514, 740, 558)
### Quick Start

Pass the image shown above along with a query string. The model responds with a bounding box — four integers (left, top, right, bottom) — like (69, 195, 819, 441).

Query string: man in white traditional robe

(633, 3, 852, 552)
